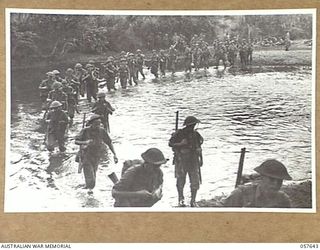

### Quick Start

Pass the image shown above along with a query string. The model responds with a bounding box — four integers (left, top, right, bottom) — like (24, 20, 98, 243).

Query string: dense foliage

(10, 13, 312, 62)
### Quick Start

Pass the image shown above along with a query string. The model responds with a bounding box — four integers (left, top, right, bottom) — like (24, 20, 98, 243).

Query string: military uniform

(104, 62, 117, 91)
(92, 98, 114, 133)
(135, 52, 145, 79)
(168, 47, 178, 74)
(159, 51, 168, 76)
(45, 106, 69, 152)
(47, 88, 68, 111)
(169, 116, 203, 207)
(150, 52, 160, 78)
(113, 161, 163, 207)
(224, 184, 291, 208)
(118, 60, 129, 89)
(75, 125, 115, 190)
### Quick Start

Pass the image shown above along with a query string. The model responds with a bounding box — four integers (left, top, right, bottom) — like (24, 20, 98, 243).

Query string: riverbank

(197, 179, 312, 208)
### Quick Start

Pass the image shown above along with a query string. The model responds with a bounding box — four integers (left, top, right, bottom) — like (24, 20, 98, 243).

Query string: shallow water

(7, 65, 313, 211)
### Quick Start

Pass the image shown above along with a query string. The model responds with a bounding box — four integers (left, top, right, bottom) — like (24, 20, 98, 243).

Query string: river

(6, 64, 313, 212)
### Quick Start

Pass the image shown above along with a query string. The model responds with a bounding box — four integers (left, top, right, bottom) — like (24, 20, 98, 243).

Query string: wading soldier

(168, 45, 178, 76)
(92, 92, 115, 133)
(39, 71, 55, 109)
(159, 49, 168, 77)
(150, 50, 160, 78)
(169, 116, 204, 207)
(135, 49, 145, 80)
(112, 148, 167, 207)
(45, 101, 69, 153)
(184, 46, 193, 73)
(127, 53, 138, 86)
(47, 82, 68, 111)
(104, 58, 117, 92)
(118, 58, 130, 89)
(224, 159, 292, 208)
(75, 114, 119, 194)
(83, 64, 98, 103)
(74, 63, 86, 97)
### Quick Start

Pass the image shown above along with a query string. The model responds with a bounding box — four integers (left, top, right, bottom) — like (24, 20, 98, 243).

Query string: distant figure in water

(216, 59, 225, 78)
(224, 159, 292, 208)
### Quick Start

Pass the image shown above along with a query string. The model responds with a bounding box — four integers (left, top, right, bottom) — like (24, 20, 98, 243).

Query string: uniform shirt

(224, 184, 292, 208)
(92, 100, 114, 117)
(46, 110, 69, 134)
(113, 163, 163, 207)
(75, 126, 112, 156)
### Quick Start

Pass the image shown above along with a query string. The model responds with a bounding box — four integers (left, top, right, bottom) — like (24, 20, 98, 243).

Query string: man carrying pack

(45, 101, 69, 153)
(224, 159, 292, 208)
(75, 114, 119, 194)
(169, 116, 204, 207)
(91, 92, 115, 133)
(112, 148, 167, 207)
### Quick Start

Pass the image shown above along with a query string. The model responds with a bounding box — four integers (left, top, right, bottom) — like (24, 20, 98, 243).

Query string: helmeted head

(75, 63, 82, 69)
(52, 81, 62, 90)
(254, 159, 292, 180)
(61, 79, 67, 85)
(52, 70, 60, 75)
(88, 60, 95, 65)
(120, 57, 126, 62)
(183, 116, 200, 127)
(46, 71, 54, 77)
(66, 68, 74, 75)
(86, 64, 94, 70)
(50, 100, 62, 109)
(136, 49, 141, 53)
(97, 92, 106, 99)
(141, 148, 168, 166)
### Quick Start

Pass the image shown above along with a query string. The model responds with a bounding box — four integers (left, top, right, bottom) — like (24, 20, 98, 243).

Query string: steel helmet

(120, 57, 126, 62)
(66, 68, 74, 74)
(254, 159, 292, 180)
(50, 101, 62, 109)
(52, 81, 62, 89)
(86, 63, 94, 69)
(183, 116, 200, 126)
(75, 63, 82, 68)
(136, 49, 141, 53)
(97, 92, 106, 98)
(52, 70, 60, 75)
(87, 114, 101, 124)
(88, 60, 95, 64)
(46, 71, 54, 76)
(141, 148, 168, 165)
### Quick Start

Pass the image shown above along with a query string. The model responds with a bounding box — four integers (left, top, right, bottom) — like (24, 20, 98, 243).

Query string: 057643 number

(300, 244, 319, 248)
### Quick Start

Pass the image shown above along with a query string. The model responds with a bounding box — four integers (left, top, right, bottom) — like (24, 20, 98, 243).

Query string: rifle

(78, 113, 86, 174)
(172, 111, 179, 165)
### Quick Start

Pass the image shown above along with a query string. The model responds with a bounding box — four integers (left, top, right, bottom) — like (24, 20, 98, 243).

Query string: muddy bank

(197, 178, 312, 208)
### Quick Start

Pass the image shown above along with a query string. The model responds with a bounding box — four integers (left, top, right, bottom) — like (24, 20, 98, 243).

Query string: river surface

(6, 65, 313, 212)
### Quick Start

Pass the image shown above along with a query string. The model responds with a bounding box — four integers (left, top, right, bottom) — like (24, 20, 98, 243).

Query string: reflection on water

(7, 66, 313, 211)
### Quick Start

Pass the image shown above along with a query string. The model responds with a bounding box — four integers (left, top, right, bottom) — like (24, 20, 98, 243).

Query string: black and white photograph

(5, 9, 316, 212)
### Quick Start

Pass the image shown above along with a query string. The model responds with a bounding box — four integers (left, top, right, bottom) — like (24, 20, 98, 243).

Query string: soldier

(247, 39, 253, 65)
(104, 58, 117, 92)
(47, 81, 68, 111)
(135, 49, 145, 80)
(200, 42, 210, 71)
(92, 92, 115, 133)
(65, 68, 80, 101)
(184, 46, 193, 73)
(169, 116, 204, 207)
(127, 53, 138, 86)
(239, 39, 249, 68)
(214, 41, 227, 69)
(224, 159, 292, 208)
(61, 80, 78, 126)
(192, 44, 202, 71)
(82, 64, 98, 103)
(118, 57, 130, 89)
(74, 63, 86, 97)
(159, 49, 168, 77)
(52, 69, 63, 82)
(150, 50, 160, 78)
(112, 148, 167, 207)
(45, 101, 69, 153)
(39, 71, 55, 109)
(75, 114, 119, 194)
(168, 45, 178, 76)
(227, 40, 238, 67)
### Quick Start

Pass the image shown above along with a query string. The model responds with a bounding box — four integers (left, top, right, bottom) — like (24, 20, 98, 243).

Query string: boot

(108, 172, 119, 184)
(178, 189, 186, 207)
(190, 189, 198, 207)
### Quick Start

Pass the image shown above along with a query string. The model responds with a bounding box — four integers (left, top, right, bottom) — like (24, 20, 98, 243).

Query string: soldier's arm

(112, 167, 152, 199)
(102, 131, 118, 162)
(223, 188, 244, 207)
